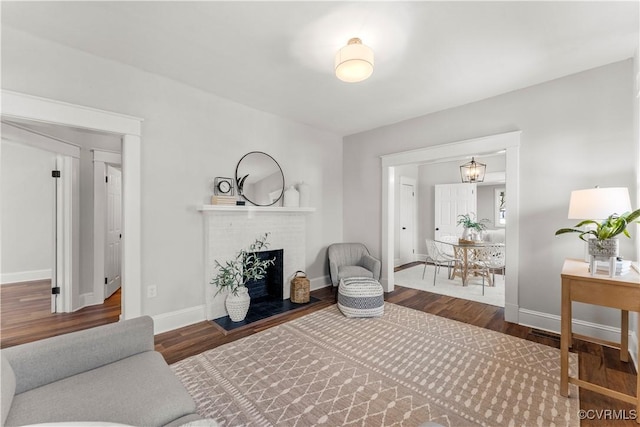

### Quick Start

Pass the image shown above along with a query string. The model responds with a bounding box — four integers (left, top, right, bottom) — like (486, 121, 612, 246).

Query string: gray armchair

(328, 243, 381, 287)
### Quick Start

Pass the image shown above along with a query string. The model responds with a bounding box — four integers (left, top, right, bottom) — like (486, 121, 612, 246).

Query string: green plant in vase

(555, 209, 640, 276)
(555, 209, 640, 243)
(211, 233, 275, 321)
(457, 213, 490, 241)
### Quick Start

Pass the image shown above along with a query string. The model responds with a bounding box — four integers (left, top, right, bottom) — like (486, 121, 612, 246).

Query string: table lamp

(567, 187, 632, 273)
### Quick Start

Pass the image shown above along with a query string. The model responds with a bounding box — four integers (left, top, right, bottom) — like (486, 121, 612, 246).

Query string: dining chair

(472, 244, 506, 295)
(423, 239, 456, 286)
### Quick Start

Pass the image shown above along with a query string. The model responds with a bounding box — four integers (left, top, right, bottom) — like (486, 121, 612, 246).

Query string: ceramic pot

(225, 286, 250, 322)
(462, 227, 477, 241)
(588, 238, 619, 258)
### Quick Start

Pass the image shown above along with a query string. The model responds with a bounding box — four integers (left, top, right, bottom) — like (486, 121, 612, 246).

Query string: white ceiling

(2, 1, 638, 136)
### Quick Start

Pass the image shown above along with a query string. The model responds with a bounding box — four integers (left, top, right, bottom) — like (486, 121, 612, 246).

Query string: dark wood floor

(1, 267, 637, 426)
(0, 280, 121, 348)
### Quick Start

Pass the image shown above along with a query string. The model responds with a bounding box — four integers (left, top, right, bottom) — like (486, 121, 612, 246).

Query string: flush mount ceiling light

(335, 37, 374, 83)
(460, 157, 486, 183)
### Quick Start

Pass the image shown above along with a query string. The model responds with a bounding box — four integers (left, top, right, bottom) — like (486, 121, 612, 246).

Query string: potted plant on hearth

(457, 213, 490, 242)
(555, 209, 640, 258)
(211, 233, 275, 322)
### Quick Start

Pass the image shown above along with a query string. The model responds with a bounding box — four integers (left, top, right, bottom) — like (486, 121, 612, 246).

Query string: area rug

(171, 303, 579, 426)
(394, 264, 505, 307)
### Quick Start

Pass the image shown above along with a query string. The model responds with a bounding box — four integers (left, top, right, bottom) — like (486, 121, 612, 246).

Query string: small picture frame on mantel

(213, 177, 234, 196)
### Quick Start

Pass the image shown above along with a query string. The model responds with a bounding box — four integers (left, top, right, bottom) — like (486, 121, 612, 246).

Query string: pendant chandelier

(460, 157, 486, 183)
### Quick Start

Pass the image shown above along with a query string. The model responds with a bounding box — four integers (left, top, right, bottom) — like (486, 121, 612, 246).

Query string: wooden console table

(560, 258, 640, 419)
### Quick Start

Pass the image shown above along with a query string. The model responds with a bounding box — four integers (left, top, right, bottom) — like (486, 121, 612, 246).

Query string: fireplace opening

(244, 249, 283, 302)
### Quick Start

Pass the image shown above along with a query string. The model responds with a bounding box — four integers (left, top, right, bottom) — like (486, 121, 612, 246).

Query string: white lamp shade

(567, 187, 632, 220)
(335, 38, 374, 83)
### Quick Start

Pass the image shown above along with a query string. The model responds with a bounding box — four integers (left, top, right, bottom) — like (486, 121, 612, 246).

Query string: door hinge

(119, 234, 122, 239)
(105, 277, 108, 285)
(51, 287, 61, 295)
(51, 170, 61, 178)
(105, 176, 109, 183)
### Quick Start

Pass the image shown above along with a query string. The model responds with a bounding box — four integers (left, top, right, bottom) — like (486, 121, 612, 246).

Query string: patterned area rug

(172, 303, 579, 426)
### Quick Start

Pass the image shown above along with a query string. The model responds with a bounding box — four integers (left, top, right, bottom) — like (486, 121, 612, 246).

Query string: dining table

(436, 239, 504, 286)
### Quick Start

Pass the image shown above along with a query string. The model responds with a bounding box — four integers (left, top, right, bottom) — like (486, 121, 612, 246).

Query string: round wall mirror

(235, 152, 285, 206)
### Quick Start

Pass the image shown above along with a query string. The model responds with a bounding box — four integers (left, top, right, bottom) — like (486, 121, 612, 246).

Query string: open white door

(52, 154, 80, 313)
(105, 165, 122, 298)
(434, 183, 477, 240)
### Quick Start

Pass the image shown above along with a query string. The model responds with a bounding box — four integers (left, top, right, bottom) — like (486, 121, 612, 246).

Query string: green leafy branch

(555, 209, 640, 242)
(210, 233, 275, 296)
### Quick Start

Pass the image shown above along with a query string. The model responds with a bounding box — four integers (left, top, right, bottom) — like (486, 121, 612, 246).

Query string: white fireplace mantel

(198, 205, 315, 213)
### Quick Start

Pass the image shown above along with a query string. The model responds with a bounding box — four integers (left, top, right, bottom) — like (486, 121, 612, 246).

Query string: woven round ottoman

(337, 277, 384, 318)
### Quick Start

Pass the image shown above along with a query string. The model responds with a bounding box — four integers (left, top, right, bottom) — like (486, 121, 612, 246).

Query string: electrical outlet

(147, 285, 157, 298)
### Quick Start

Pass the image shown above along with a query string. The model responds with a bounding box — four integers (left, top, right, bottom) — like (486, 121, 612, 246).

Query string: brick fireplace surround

(200, 206, 313, 320)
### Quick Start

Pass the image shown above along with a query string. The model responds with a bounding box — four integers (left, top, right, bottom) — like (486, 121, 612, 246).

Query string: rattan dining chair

(471, 244, 506, 295)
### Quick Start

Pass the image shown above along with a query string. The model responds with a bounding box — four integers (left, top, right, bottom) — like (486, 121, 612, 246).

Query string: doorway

(2, 90, 142, 320)
(381, 131, 521, 323)
(1, 120, 123, 319)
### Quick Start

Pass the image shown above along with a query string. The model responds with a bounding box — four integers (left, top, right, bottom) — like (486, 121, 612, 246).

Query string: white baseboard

(152, 305, 206, 334)
(631, 329, 639, 370)
(519, 307, 638, 371)
(78, 292, 103, 309)
(310, 275, 330, 291)
(1, 269, 52, 285)
(505, 303, 519, 323)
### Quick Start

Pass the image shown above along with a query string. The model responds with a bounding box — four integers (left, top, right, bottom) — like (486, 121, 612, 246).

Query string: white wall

(1, 139, 55, 283)
(2, 28, 343, 319)
(344, 60, 637, 329)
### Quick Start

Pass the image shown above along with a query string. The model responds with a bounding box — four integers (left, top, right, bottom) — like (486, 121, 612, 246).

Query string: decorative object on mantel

(213, 177, 234, 196)
(290, 271, 310, 303)
(210, 233, 275, 322)
(460, 157, 486, 183)
(297, 181, 310, 207)
(457, 212, 489, 242)
(211, 195, 237, 206)
(235, 151, 285, 206)
(555, 187, 639, 277)
(283, 185, 300, 208)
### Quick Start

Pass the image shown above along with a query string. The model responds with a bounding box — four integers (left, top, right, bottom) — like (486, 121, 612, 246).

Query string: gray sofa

(1, 316, 201, 427)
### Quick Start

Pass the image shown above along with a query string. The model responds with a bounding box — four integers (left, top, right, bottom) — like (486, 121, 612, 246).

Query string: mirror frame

(235, 151, 285, 206)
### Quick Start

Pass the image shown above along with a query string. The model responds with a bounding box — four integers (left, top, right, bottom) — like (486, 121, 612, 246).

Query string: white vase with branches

(210, 233, 275, 322)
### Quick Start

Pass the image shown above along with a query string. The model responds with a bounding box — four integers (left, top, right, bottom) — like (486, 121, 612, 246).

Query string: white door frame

(2, 90, 143, 319)
(93, 150, 122, 304)
(381, 131, 521, 323)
